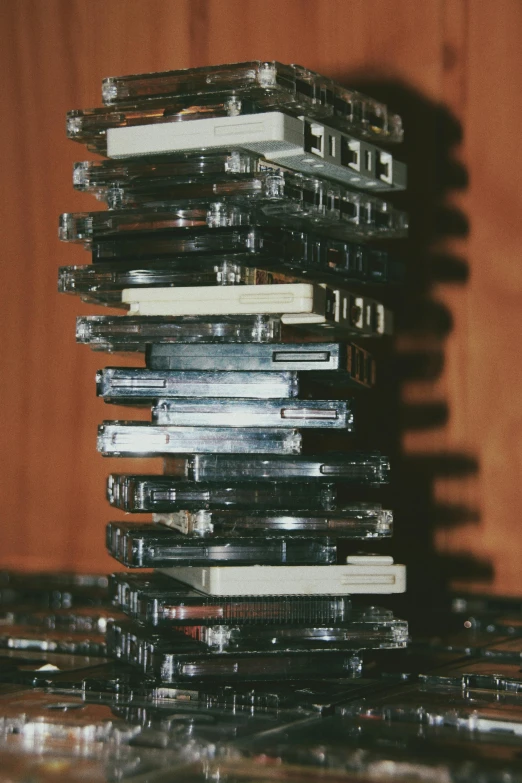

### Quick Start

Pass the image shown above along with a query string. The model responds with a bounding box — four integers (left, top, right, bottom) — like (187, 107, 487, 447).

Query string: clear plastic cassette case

(339, 682, 522, 736)
(146, 342, 376, 384)
(420, 660, 522, 692)
(61, 255, 403, 310)
(77, 314, 281, 352)
(75, 153, 405, 211)
(100, 61, 404, 143)
(89, 225, 404, 288)
(60, 204, 252, 243)
(157, 677, 382, 715)
(262, 228, 405, 286)
(97, 422, 302, 456)
(62, 264, 394, 338)
(153, 503, 392, 538)
(105, 521, 337, 567)
(0, 626, 106, 656)
(110, 571, 352, 626)
(59, 258, 256, 307)
(92, 226, 264, 262)
(173, 611, 408, 652)
(107, 619, 365, 681)
(98, 368, 300, 402)
(0, 571, 109, 609)
(151, 398, 354, 429)
(59, 189, 408, 245)
(211, 713, 522, 783)
(165, 451, 390, 483)
(73, 151, 261, 192)
(106, 475, 337, 513)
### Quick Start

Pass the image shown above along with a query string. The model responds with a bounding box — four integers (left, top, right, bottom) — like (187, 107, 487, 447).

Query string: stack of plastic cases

(59, 61, 408, 684)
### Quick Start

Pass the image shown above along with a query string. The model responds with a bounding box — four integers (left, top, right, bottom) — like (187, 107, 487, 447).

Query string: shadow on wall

(330, 76, 485, 622)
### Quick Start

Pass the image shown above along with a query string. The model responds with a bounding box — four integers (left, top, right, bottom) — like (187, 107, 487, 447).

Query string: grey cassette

(74, 153, 405, 211)
(107, 475, 337, 513)
(151, 398, 354, 429)
(166, 451, 390, 484)
(97, 422, 302, 456)
(154, 502, 392, 537)
(146, 341, 374, 375)
(73, 150, 262, 193)
(97, 368, 299, 401)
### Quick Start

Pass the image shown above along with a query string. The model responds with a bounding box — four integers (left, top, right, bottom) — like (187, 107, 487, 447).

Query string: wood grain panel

(0, 0, 520, 592)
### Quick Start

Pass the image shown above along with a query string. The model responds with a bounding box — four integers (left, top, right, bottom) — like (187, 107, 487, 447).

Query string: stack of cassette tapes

(59, 61, 408, 685)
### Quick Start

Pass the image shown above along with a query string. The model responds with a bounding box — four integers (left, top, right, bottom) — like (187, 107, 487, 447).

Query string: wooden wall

(0, 0, 521, 594)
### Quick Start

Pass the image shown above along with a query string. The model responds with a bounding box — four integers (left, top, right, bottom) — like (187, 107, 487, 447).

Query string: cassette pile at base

(1, 583, 522, 781)
(57, 60, 408, 684)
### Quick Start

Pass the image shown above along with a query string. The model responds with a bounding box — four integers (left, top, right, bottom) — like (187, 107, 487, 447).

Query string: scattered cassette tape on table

(3, 61, 519, 781)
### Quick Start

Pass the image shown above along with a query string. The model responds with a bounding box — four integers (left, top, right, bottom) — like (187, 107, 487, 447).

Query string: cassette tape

(146, 341, 376, 383)
(153, 503, 392, 538)
(411, 630, 511, 659)
(0, 651, 118, 690)
(106, 522, 338, 567)
(59, 257, 256, 307)
(77, 314, 281, 352)
(97, 368, 300, 402)
(104, 112, 406, 193)
(164, 451, 390, 484)
(214, 715, 522, 783)
(59, 204, 251, 244)
(121, 284, 393, 338)
(107, 475, 337, 513)
(61, 254, 403, 311)
(264, 228, 405, 286)
(73, 150, 261, 192)
(0, 626, 106, 656)
(98, 422, 302, 456)
(110, 571, 352, 626)
(107, 697, 309, 748)
(161, 555, 406, 596)
(174, 612, 408, 652)
(0, 738, 191, 782)
(101, 61, 403, 143)
(340, 682, 522, 737)
(0, 605, 123, 634)
(177, 677, 386, 715)
(92, 226, 264, 262)
(59, 258, 401, 315)
(0, 692, 223, 775)
(60, 194, 407, 249)
(0, 571, 109, 609)
(151, 398, 354, 429)
(479, 637, 522, 663)
(90, 225, 404, 289)
(420, 660, 522, 692)
(107, 619, 365, 681)
(75, 153, 405, 214)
